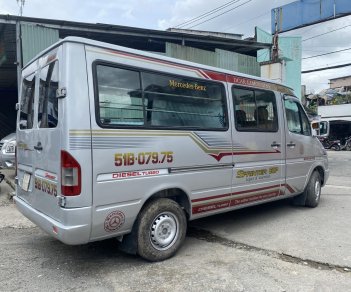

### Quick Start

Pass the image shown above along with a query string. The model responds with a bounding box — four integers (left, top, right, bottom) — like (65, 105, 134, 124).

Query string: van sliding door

(231, 87, 285, 206)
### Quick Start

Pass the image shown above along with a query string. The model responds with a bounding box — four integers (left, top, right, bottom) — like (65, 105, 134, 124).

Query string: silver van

(15, 37, 329, 261)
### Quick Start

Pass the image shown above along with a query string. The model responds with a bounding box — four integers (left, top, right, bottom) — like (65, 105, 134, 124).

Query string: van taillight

(61, 150, 81, 196)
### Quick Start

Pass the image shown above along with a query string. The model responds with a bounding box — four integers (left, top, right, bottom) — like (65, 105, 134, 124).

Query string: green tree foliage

(330, 94, 351, 105)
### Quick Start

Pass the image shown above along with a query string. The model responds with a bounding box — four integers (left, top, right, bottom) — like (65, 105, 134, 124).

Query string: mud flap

(118, 227, 138, 255)
(291, 191, 307, 206)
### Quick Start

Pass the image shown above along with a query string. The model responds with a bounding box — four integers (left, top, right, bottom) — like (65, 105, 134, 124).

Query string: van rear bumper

(14, 196, 91, 245)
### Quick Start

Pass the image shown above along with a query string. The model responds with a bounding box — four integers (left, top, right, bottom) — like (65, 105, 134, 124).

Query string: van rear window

(19, 73, 36, 130)
(95, 64, 228, 130)
(38, 61, 59, 128)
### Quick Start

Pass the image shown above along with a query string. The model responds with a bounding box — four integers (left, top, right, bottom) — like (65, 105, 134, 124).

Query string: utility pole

(271, 8, 279, 62)
(16, 0, 25, 98)
(17, 0, 25, 16)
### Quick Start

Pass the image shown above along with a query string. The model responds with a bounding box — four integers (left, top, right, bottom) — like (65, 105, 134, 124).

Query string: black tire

(346, 142, 351, 151)
(136, 198, 187, 262)
(331, 144, 340, 151)
(304, 171, 322, 208)
(292, 171, 321, 207)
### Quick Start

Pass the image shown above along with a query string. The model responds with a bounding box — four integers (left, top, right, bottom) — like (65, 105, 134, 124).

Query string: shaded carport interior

(329, 120, 351, 141)
(0, 22, 17, 139)
(0, 15, 271, 139)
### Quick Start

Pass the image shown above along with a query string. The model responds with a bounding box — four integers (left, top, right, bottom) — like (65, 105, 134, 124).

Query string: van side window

(19, 73, 36, 130)
(284, 99, 311, 136)
(96, 65, 143, 126)
(142, 72, 227, 129)
(232, 87, 278, 132)
(38, 62, 59, 128)
(95, 64, 227, 130)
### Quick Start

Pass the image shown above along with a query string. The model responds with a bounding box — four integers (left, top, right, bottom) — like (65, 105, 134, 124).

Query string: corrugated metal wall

(256, 27, 302, 99)
(21, 24, 59, 66)
(216, 49, 260, 76)
(165, 43, 260, 77)
(166, 43, 217, 67)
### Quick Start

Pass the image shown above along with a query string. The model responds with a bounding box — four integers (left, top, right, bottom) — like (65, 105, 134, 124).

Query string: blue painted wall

(257, 27, 302, 99)
(272, 0, 351, 33)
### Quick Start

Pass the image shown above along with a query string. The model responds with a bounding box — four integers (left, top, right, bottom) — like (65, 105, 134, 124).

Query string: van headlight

(5, 141, 16, 153)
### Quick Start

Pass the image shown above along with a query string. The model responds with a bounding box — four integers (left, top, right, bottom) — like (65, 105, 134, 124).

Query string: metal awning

(0, 14, 271, 90)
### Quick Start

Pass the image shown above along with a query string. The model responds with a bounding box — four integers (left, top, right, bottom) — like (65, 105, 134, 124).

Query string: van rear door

(17, 69, 36, 204)
(17, 54, 61, 221)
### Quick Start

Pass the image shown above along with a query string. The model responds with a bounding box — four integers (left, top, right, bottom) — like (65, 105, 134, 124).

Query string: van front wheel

(136, 198, 187, 262)
(292, 171, 321, 207)
(304, 171, 321, 207)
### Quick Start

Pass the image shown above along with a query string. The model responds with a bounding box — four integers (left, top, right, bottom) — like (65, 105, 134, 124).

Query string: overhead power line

(302, 24, 351, 42)
(302, 63, 351, 74)
(187, 0, 252, 29)
(302, 47, 351, 60)
(223, 11, 269, 32)
(174, 0, 242, 28)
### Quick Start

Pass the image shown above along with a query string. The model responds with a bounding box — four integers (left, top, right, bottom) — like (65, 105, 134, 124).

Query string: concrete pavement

(0, 151, 350, 291)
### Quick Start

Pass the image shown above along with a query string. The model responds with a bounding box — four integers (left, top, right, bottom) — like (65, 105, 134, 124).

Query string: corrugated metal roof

(0, 14, 271, 56)
(21, 24, 59, 66)
(166, 43, 260, 76)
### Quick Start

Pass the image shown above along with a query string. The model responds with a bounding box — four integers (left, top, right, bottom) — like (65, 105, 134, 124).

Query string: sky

(1, 0, 351, 94)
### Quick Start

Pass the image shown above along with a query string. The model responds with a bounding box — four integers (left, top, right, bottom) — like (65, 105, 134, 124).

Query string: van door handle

(271, 142, 281, 149)
(34, 142, 43, 151)
(287, 142, 296, 148)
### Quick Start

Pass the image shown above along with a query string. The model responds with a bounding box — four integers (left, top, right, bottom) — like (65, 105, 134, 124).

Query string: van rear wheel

(136, 198, 187, 262)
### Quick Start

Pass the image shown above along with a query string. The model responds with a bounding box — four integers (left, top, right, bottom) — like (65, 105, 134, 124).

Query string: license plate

(22, 173, 31, 191)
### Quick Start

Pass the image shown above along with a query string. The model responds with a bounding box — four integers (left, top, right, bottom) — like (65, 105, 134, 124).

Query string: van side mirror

(311, 122, 319, 137)
(15, 103, 20, 111)
(311, 122, 319, 130)
(318, 121, 329, 137)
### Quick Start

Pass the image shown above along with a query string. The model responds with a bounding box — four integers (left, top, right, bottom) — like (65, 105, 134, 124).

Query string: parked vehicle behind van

(15, 37, 329, 261)
(0, 132, 16, 169)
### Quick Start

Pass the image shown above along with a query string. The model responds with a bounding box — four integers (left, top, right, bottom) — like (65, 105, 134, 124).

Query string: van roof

(24, 36, 294, 94)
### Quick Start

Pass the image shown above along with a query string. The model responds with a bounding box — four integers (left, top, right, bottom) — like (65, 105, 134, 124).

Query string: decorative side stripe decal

(203, 71, 293, 95)
(193, 189, 280, 214)
(90, 46, 294, 95)
(284, 183, 296, 194)
(191, 184, 282, 203)
(191, 183, 297, 215)
(69, 129, 281, 160)
(170, 163, 233, 174)
(209, 150, 281, 161)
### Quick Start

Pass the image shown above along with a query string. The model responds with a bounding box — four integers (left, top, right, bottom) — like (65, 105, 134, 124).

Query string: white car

(0, 132, 16, 169)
